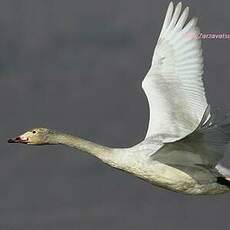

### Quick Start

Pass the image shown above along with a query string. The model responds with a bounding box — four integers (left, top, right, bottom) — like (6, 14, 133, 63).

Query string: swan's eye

(32, 130, 36, 134)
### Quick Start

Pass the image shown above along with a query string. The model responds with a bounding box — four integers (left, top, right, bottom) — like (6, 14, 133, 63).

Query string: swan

(8, 2, 230, 195)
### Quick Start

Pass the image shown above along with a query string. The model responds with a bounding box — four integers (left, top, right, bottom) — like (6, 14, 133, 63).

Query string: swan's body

(8, 2, 230, 195)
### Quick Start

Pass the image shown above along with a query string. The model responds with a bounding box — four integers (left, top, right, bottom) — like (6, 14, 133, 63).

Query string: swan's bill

(8, 135, 29, 144)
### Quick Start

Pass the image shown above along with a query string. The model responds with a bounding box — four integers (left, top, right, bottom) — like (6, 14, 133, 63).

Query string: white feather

(142, 2, 209, 142)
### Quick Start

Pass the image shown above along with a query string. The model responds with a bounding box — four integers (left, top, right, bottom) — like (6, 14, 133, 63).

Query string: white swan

(8, 2, 230, 195)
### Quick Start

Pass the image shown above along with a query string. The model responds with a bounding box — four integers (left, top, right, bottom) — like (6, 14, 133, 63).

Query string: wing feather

(142, 2, 209, 142)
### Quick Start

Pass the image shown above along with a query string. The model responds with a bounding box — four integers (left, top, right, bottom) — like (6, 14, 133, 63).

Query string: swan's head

(8, 128, 52, 145)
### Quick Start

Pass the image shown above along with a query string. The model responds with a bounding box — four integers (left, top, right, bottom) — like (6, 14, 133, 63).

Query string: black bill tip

(8, 138, 15, 143)
(8, 137, 21, 143)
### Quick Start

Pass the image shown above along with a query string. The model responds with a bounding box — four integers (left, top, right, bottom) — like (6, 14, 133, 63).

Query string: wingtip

(183, 6, 190, 20)
(168, 1, 174, 9)
(175, 2, 182, 12)
(184, 6, 189, 13)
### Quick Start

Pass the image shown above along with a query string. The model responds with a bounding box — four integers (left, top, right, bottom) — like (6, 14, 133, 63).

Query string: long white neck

(48, 132, 113, 160)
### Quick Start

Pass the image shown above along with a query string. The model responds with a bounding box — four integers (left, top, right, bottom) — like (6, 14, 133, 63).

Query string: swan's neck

(49, 132, 112, 160)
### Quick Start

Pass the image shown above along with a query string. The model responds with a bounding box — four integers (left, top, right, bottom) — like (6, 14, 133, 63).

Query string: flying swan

(8, 2, 230, 195)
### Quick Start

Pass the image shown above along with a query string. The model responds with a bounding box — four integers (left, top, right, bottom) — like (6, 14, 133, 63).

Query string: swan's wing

(142, 2, 209, 142)
(152, 116, 230, 170)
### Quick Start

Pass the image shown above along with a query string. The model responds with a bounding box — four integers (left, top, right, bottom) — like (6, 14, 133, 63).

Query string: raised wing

(142, 2, 209, 142)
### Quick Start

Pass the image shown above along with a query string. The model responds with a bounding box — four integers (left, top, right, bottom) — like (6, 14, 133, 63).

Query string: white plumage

(142, 2, 208, 142)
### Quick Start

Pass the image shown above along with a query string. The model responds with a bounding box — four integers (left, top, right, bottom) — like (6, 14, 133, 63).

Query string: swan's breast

(103, 150, 197, 193)
(100, 149, 230, 194)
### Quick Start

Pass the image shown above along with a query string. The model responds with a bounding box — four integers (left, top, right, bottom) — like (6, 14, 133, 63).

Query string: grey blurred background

(0, 0, 230, 229)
